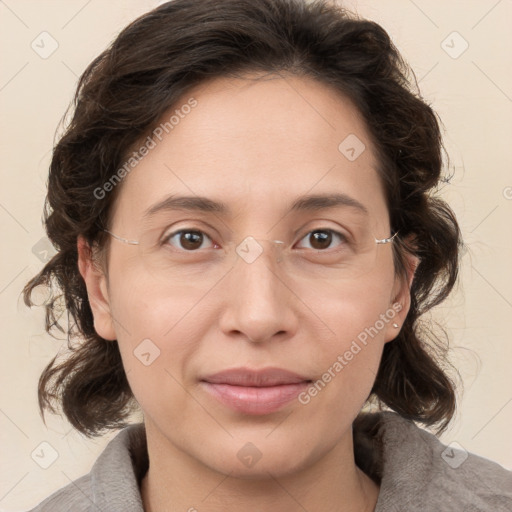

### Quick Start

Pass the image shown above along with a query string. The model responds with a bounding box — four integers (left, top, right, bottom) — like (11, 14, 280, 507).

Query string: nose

(218, 238, 297, 344)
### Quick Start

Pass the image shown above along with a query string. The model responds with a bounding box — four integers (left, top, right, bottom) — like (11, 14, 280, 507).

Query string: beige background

(1, 0, 511, 509)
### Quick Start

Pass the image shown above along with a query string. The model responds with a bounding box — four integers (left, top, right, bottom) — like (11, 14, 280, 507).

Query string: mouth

(200, 367, 312, 415)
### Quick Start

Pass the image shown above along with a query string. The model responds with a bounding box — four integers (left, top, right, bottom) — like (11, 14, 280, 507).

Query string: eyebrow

(143, 192, 369, 219)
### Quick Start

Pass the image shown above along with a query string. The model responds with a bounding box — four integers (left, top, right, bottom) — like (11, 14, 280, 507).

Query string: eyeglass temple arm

(104, 229, 140, 245)
(375, 231, 398, 245)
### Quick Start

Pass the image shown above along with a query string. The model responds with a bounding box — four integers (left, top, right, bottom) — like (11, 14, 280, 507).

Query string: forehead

(109, 73, 388, 232)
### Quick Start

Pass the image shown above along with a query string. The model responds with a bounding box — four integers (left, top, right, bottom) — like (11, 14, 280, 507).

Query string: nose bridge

(221, 236, 293, 341)
(234, 236, 284, 266)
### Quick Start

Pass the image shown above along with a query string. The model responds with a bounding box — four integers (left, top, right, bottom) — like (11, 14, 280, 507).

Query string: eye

(295, 229, 349, 251)
(161, 227, 349, 253)
(162, 229, 217, 251)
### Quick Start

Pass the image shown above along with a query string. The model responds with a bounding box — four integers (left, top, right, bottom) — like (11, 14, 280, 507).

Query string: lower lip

(200, 381, 311, 415)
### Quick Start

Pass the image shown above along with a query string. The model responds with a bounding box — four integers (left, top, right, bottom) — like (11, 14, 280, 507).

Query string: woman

(23, 0, 512, 510)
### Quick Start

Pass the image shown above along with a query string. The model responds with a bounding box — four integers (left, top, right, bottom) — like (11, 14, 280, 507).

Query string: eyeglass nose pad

(273, 240, 285, 264)
(255, 239, 285, 265)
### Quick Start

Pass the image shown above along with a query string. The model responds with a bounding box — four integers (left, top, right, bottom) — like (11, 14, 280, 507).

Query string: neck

(140, 420, 380, 512)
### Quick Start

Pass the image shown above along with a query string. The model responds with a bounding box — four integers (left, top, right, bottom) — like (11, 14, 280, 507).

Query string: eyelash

(161, 227, 349, 252)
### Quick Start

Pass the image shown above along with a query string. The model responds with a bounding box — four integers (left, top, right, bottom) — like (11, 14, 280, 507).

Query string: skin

(78, 73, 417, 512)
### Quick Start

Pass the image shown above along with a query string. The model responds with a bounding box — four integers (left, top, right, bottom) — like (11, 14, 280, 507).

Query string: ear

(383, 251, 419, 343)
(77, 236, 117, 341)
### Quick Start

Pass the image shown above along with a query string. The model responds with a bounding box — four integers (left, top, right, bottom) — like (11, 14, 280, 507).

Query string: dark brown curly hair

(23, 0, 463, 439)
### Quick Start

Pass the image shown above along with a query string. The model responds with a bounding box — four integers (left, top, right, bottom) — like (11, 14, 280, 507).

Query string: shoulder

(27, 423, 147, 512)
(26, 474, 94, 512)
(355, 411, 512, 512)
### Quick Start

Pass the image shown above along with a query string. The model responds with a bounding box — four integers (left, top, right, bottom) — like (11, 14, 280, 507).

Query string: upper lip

(201, 367, 311, 387)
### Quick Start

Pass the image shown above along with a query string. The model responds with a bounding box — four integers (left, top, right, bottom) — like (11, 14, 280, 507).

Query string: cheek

(299, 268, 395, 400)
(301, 259, 395, 343)
(110, 294, 204, 428)
(316, 299, 390, 378)
(106, 267, 207, 408)
(107, 250, 211, 341)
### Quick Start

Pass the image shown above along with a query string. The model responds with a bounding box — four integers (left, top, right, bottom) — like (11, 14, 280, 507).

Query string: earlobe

(77, 236, 117, 341)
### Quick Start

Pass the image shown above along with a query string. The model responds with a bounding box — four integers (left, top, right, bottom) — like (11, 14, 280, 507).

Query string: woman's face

(81, 74, 412, 478)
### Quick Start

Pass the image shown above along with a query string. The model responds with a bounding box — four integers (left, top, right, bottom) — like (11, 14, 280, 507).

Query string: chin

(198, 441, 314, 481)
